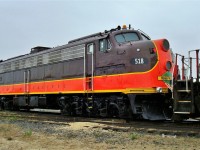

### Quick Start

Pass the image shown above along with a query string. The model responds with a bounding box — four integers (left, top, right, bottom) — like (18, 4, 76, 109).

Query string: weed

(24, 130, 32, 137)
(93, 130, 102, 138)
(130, 132, 138, 140)
(8, 116, 18, 121)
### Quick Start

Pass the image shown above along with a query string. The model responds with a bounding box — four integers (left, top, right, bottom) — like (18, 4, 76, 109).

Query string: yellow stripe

(0, 87, 169, 96)
(152, 40, 159, 61)
(0, 93, 25, 95)
(124, 88, 168, 94)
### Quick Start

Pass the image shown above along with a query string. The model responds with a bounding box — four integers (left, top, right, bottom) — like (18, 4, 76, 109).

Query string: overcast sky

(0, 0, 200, 64)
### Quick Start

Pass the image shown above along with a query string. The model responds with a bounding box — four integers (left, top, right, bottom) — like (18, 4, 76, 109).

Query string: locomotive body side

(0, 26, 174, 120)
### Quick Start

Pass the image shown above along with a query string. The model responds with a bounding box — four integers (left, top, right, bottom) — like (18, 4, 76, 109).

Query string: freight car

(0, 25, 175, 120)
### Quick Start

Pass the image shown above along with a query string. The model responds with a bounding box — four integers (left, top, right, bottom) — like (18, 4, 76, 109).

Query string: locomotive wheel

(108, 106, 119, 118)
(4, 101, 12, 110)
(12, 106, 19, 111)
(60, 103, 71, 115)
(88, 101, 99, 117)
(0, 101, 4, 111)
(70, 103, 78, 116)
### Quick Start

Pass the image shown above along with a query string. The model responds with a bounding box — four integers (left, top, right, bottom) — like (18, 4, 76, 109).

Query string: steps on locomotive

(175, 80, 192, 91)
(174, 100, 192, 114)
(173, 79, 194, 114)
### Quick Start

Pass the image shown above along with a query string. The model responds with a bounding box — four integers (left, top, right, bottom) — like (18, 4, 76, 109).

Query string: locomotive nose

(127, 40, 158, 72)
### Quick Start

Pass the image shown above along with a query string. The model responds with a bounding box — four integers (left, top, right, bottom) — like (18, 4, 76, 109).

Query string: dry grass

(0, 124, 21, 139)
(1, 123, 200, 150)
(1, 112, 200, 150)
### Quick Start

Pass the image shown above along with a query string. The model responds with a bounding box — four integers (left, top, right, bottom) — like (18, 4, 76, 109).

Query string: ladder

(173, 78, 195, 115)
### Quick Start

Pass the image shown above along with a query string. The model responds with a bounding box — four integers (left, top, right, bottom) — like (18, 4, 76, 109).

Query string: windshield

(115, 32, 140, 43)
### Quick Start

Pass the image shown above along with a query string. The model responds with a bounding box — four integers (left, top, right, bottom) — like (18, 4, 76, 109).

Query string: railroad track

(0, 110, 200, 137)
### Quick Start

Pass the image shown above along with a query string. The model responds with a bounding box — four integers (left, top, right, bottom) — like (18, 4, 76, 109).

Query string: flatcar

(0, 25, 175, 120)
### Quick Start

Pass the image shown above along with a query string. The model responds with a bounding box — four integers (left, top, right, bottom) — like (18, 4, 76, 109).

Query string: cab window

(141, 34, 150, 40)
(99, 38, 111, 52)
(115, 32, 140, 43)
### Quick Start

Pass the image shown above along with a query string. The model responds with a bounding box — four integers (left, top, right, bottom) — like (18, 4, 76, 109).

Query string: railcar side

(0, 25, 174, 120)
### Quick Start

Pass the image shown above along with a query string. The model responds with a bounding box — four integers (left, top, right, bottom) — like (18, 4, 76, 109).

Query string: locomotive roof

(0, 33, 109, 64)
(0, 25, 149, 64)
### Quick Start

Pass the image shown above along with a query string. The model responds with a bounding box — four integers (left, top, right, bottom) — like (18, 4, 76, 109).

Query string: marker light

(122, 25, 127, 29)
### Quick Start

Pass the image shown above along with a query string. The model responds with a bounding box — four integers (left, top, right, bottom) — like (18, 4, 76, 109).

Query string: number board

(130, 57, 148, 65)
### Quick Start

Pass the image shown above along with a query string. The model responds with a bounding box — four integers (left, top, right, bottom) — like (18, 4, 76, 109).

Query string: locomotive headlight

(162, 39, 170, 51)
(166, 61, 172, 71)
(156, 87, 162, 93)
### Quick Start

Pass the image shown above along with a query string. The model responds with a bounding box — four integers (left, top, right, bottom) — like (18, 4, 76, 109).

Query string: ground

(0, 111, 199, 150)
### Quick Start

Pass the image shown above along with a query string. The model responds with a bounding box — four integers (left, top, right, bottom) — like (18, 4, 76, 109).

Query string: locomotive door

(24, 70, 30, 94)
(84, 43, 95, 92)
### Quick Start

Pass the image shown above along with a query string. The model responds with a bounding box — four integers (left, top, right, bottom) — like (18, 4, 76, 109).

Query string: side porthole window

(99, 39, 111, 52)
(87, 43, 94, 54)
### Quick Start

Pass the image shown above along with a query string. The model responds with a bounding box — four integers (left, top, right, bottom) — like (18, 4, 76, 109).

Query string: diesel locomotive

(0, 25, 175, 120)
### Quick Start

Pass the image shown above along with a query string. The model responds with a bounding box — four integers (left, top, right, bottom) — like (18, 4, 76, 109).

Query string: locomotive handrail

(91, 46, 94, 91)
(174, 53, 189, 92)
(68, 32, 106, 44)
(83, 47, 86, 92)
(137, 29, 151, 40)
(27, 70, 30, 93)
(189, 49, 200, 82)
(24, 71, 26, 93)
(171, 59, 176, 99)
